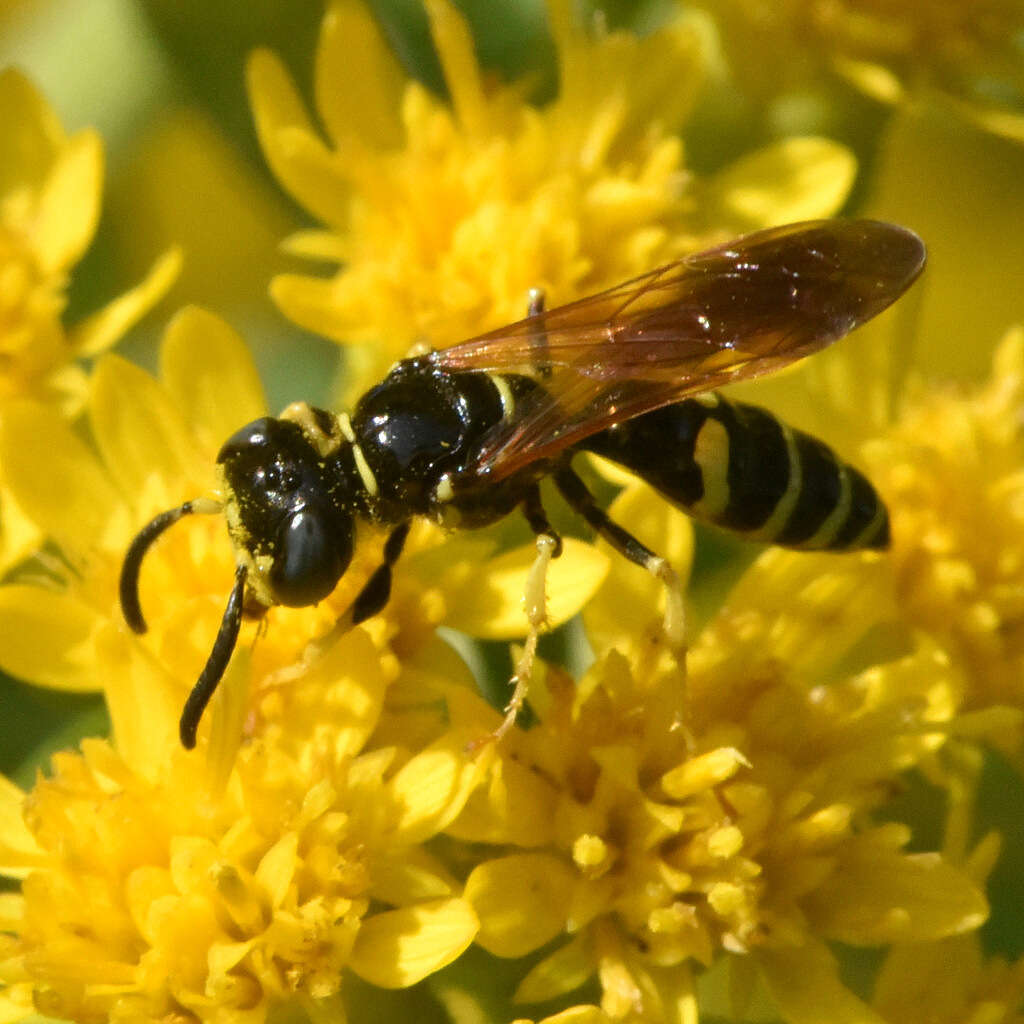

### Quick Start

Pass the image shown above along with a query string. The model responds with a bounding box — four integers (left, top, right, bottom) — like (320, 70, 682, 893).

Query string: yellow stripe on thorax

(337, 412, 379, 498)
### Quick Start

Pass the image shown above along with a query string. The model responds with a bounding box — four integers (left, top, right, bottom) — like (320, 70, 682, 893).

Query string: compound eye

(218, 418, 273, 460)
(269, 508, 353, 607)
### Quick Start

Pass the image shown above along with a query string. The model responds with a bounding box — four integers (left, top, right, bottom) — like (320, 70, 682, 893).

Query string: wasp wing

(429, 219, 925, 481)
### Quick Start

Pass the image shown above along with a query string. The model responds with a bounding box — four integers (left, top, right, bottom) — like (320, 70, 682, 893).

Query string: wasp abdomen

(582, 395, 888, 551)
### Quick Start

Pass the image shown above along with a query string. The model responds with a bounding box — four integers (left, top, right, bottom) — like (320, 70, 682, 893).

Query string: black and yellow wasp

(120, 219, 926, 748)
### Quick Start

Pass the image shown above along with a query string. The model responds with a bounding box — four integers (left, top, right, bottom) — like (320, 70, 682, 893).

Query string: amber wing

(429, 219, 926, 481)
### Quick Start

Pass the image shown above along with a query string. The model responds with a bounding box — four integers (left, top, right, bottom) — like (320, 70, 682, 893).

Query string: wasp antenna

(179, 564, 247, 750)
(119, 498, 221, 634)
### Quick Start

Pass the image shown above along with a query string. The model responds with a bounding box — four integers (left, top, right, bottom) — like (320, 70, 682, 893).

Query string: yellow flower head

(867, 823, 1020, 1024)
(864, 329, 1024, 730)
(0, 68, 179, 570)
(0, 311, 509, 1021)
(453, 524, 986, 1022)
(0, 652, 482, 1023)
(0, 69, 178, 412)
(0, 297, 623, 1020)
(248, 0, 856, 397)
(874, 933, 1024, 1024)
(0, 309, 262, 760)
(0, 302, 584, 759)
(710, 0, 1024, 140)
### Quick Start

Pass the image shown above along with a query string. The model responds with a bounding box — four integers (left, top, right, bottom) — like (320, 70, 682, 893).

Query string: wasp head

(118, 410, 357, 749)
(217, 415, 355, 609)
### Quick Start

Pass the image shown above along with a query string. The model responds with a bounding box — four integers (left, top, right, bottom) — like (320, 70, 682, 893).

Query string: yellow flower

(0, 312, 512, 1021)
(0, 294, 623, 1019)
(875, 935, 1024, 1024)
(450, 512, 987, 1022)
(869, 794, 1020, 1024)
(0, 68, 179, 569)
(247, 0, 856, 398)
(708, 0, 1024, 142)
(0, 308, 262, 762)
(859, 330, 1024, 734)
(723, 248, 1024, 746)
(0, 672, 482, 1022)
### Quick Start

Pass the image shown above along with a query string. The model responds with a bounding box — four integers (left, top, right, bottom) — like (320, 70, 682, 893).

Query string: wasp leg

(488, 487, 561, 744)
(554, 465, 686, 652)
(350, 521, 411, 625)
(526, 287, 553, 379)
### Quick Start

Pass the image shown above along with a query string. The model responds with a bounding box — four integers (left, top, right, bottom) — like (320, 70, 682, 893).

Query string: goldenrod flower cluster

(0, 3, 1021, 1023)
(707, 0, 1024, 141)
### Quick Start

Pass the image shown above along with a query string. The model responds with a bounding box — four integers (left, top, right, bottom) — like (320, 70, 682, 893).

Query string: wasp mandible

(120, 219, 926, 748)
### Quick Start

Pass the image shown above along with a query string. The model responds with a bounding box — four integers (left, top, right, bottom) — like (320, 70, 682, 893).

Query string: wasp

(120, 219, 926, 749)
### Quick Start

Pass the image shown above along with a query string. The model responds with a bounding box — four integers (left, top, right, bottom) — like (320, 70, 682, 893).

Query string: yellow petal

(424, 0, 486, 136)
(707, 137, 856, 230)
(370, 848, 457, 906)
(349, 898, 478, 988)
(832, 57, 904, 106)
(706, 547, 892, 677)
(270, 272, 349, 343)
(280, 228, 348, 262)
(958, 100, 1024, 146)
(247, 48, 353, 229)
(0, 774, 43, 876)
(315, 0, 405, 149)
(33, 128, 103, 273)
(444, 538, 610, 640)
(447, 754, 559, 846)
(386, 731, 490, 844)
(0, 892, 25, 928)
(0, 584, 104, 692)
(807, 849, 988, 944)
(269, 627, 391, 760)
(0, 401, 125, 556)
(0, 68, 63, 196)
(159, 306, 266, 449)
(0, 985, 35, 1024)
(757, 941, 888, 1024)
(90, 354, 205, 504)
(514, 933, 596, 1005)
(0, 482, 41, 574)
(72, 247, 182, 359)
(873, 933, 980, 1023)
(661, 747, 750, 800)
(95, 627, 182, 780)
(254, 832, 298, 909)
(464, 853, 576, 957)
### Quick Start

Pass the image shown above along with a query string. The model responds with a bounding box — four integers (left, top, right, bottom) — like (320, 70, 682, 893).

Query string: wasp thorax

(217, 417, 355, 608)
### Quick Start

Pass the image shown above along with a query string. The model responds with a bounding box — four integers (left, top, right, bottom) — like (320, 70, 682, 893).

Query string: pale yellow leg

(642, 554, 693, 747)
(489, 532, 558, 744)
(644, 554, 687, 654)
